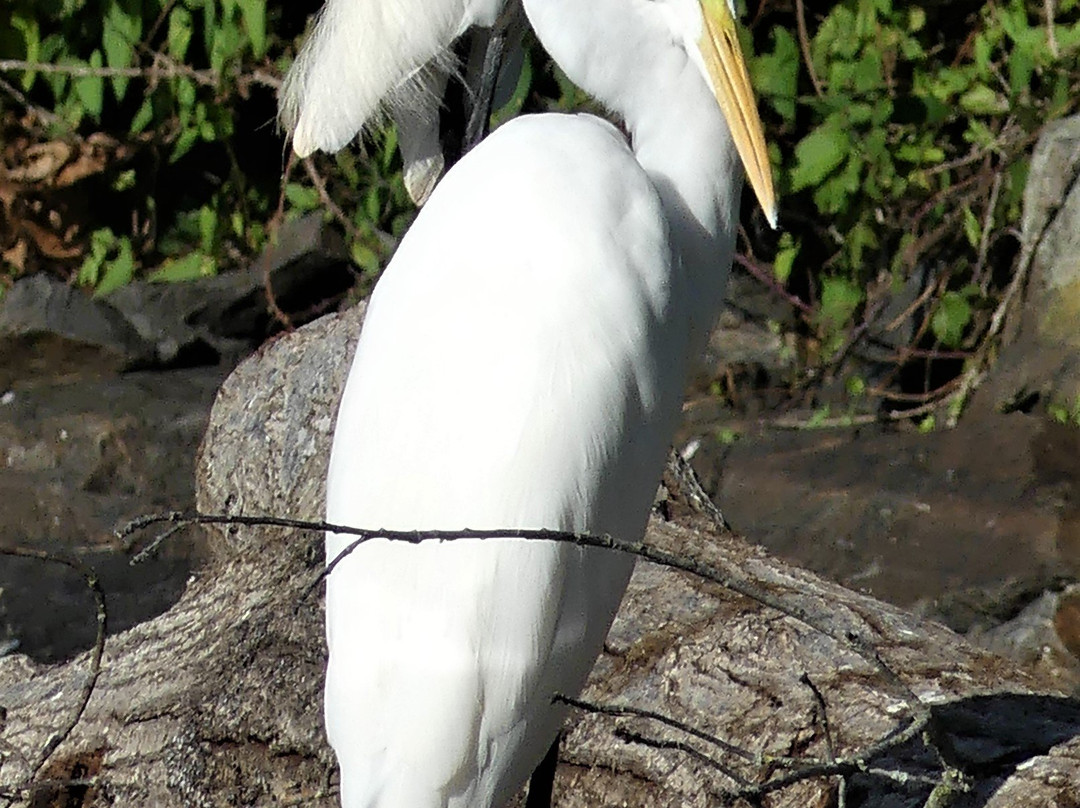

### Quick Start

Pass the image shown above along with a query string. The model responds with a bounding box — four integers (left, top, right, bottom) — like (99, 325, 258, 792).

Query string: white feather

(280, 0, 506, 157)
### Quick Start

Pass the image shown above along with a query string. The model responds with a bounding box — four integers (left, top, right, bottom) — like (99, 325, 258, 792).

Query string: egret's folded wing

(280, 0, 505, 157)
(280, 0, 456, 156)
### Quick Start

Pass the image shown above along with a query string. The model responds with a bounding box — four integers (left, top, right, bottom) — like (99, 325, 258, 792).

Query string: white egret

(320, 0, 776, 805)
(280, 0, 516, 203)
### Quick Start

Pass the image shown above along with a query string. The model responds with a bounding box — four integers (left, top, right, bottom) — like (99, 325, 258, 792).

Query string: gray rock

(0, 215, 355, 387)
(195, 302, 365, 560)
(982, 113, 1080, 407)
(0, 274, 152, 385)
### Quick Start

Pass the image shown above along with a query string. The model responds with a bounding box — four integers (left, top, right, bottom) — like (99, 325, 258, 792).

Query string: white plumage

(319, 0, 775, 805)
(281, 0, 505, 156)
(280, 0, 512, 202)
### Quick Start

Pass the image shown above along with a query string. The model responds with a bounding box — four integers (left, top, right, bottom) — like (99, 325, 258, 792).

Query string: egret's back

(325, 114, 690, 808)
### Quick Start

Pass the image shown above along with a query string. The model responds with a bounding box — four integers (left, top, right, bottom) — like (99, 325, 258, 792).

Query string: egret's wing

(280, 0, 505, 157)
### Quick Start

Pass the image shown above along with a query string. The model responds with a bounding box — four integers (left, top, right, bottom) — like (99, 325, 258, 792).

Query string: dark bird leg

(525, 734, 560, 808)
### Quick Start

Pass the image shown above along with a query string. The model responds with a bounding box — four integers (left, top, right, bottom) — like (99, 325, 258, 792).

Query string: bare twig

(118, 510, 923, 718)
(0, 548, 106, 806)
(946, 160, 1080, 426)
(555, 694, 756, 764)
(0, 75, 62, 129)
(734, 253, 814, 316)
(0, 57, 280, 92)
(795, 0, 825, 97)
(613, 728, 747, 787)
(301, 157, 398, 254)
(1045, 0, 1060, 58)
(974, 170, 1003, 294)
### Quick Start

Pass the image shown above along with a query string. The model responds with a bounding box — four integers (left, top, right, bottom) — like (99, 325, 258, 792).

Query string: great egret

(320, 0, 776, 805)
(280, 0, 516, 203)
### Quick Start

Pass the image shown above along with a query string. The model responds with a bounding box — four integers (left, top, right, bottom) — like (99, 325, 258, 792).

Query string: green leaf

(170, 127, 199, 163)
(149, 252, 217, 283)
(94, 238, 136, 297)
(818, 276, 863, 333)
(959, 84, 1008, 116)
(77, 228, 116, 287)
(790, 118, 852, 193)
(363, 186, 382, 222)
(236, 0, 267, 57)
(198, 205, 217, 252)
(962, 206, 981, 249)
(350, 242, 381, 275)
(210, 20, 243, 75)
(284, 182, 320, 212)
(73, 50, 105, 120)
(846, 375, 867, 397)
(931, 291, 973, 347)
(102, 0, 141, 101)
(10, 14, 41, 92)
(167, 6, 194, 61)
(129, 95, 154, 134)
(851, 51, 884, 94)
(751, 26, 799, 121)
(111, 169, 136, 192)
(773, 232, 799, 284)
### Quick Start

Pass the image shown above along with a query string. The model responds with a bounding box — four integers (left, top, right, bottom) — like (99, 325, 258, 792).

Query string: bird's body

(321, 0, 775, 805)
(326, 113, 682, 806)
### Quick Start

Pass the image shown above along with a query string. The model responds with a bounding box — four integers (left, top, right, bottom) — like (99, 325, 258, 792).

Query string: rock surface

(982, 113, 1080, 406)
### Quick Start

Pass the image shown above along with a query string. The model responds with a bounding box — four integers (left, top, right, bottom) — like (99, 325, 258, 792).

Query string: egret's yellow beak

(698, 0, 777, 228)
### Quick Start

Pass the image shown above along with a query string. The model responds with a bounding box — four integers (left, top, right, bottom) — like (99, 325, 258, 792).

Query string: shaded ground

(0, 366, 224, 661)
(690, 408, 1077, 613)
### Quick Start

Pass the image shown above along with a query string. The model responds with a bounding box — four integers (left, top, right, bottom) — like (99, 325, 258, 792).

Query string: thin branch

(0, 75, 62, 129)
(1045, 0, 1060, 58)
(118, 510, 923, 718)
(974, 170, 1003, 293)
(0, 548, 106, 805)
(734, 253, 814, 316)
(555, 694, 756, 765)
(0, 57, 280, 92)
(795, 0, 825, 97)
(613, 728, 746, 788)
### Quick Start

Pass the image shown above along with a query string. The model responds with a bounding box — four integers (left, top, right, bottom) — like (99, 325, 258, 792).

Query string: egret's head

(657, 0, 778, 227)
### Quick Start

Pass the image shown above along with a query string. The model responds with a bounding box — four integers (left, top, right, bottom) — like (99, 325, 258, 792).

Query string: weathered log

(0, 305, 1076, 808)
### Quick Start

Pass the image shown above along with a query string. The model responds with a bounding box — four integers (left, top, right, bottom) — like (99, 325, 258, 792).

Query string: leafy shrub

(746, 0, 1079, 405)
(0, 0, 413, 303)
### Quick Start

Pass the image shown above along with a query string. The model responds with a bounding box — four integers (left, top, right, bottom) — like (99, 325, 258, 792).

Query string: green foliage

(77, 227, 135, 296)
(4, 0, 1080, 432)
(0, 0, 423, 297)
(931, 287, 978, 348)
(0, 0, 302, 293)
(750, 0, 1080, 361)
(817, 275, 863, 350)
(1048, 395, 1080, 427)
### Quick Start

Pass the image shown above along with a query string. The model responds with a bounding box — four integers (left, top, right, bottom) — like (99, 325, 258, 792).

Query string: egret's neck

(629, 72, 742, 346)
(523, 0, 744, 347)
